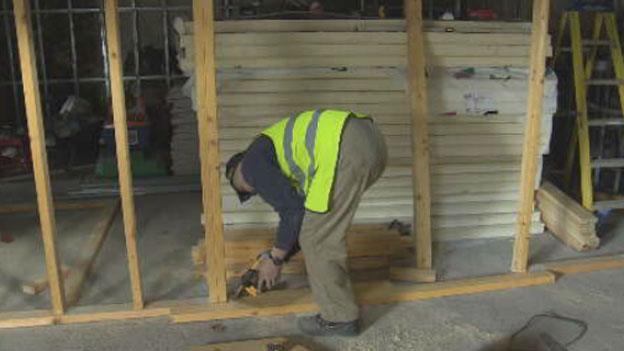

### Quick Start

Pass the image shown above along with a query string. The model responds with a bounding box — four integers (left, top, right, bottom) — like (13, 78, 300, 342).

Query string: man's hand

(257, 258, 282, 291)
(257, 248, 287, 291)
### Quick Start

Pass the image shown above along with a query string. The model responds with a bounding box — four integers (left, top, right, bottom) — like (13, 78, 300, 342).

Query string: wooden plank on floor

(539, 254, 624, 275)
(512, 0, 551, 273)
(171, 272, 555, 323)
(192, 337, 310, 351)
(12, 0, 66, 316)
(104, 0, 144, 310)
(64, 201, 120, 306)
(193, 0, 228, 303)
(21, 266, 70, 296)
(21, 201, 119, 297)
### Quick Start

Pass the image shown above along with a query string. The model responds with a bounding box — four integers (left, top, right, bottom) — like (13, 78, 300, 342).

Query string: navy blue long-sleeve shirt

(240, 135, 305, 252)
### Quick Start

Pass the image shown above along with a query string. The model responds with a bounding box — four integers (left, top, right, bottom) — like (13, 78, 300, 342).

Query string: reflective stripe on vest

(262, 109, 368, 213)
(305, 110, 323, 180)
(283, 109, 323, 192)
(283, 113, 306, 191)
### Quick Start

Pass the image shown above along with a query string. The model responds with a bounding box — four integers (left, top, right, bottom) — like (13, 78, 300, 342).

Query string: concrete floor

(0, 190, 623, 350)
(0, 271, 622, 350)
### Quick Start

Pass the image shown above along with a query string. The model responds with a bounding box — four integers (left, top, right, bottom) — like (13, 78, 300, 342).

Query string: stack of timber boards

(193, 225, 413, 279)
(172, 19, 557, 241)
(536, 182, 599, 251)
(167, 84, 199, 175)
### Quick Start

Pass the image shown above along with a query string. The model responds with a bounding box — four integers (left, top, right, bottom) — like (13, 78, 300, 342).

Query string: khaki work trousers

(299, 117, 387, 322)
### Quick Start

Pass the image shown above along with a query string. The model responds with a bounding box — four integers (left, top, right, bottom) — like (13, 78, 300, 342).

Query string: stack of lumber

(175, 19, 550, 73)
(192, 224, 413, 279)
(166, 85, 199, 175)
(536, 182, 599, 251)
(172, 19, 557, 241)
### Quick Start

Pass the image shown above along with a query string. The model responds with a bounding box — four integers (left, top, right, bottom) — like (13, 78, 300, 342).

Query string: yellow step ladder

(554, 11, 624, 211)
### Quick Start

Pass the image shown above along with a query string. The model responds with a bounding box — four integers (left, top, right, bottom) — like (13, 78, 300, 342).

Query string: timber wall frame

(3, 0, 624, 329)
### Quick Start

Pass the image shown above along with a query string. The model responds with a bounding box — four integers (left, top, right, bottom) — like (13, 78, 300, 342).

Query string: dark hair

(225, 151, 253, 203)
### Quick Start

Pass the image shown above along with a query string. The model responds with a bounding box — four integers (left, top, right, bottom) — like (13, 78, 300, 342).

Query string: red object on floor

(1, 233, 15, 243)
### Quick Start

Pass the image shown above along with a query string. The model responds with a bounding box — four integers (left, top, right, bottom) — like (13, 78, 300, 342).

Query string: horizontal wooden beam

(389, 267, 437, 283)
(539, 254, 624, 275)
(0, 200, 110, 214)
(205, 19, 534, 34)
(6, 260, 624, 330)
(191, 21, 536, 35)
(0, 304, 170, 330)
(57, 306, 170, 325)
(0, 310, 56, 329)
(171, 272, 555, 323)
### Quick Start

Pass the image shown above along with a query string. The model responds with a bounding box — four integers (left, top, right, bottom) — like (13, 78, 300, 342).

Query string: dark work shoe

(297, 314, 359, 337)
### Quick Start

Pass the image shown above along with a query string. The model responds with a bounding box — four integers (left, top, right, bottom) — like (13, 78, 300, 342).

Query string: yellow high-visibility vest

(262, 109, 368, 213)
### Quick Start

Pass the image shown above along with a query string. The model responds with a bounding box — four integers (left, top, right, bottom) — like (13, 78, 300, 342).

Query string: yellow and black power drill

(234, 249, 293, 298)
(234, 256, 263, 298)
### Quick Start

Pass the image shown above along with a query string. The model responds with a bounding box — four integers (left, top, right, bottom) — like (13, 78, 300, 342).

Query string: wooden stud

(193, 0, 228, 303)
(405, 0, 433, 270)
(12, 0, 66, 316)
(103, 0, 144, 310)
(511, 0, 550, 273)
